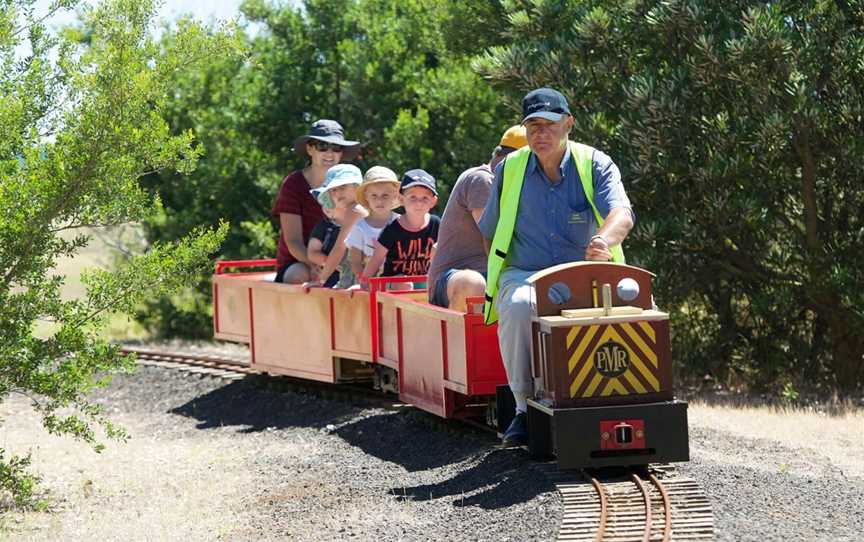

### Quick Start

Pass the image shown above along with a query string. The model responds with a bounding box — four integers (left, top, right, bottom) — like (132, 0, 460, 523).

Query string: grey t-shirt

(427, 164, 493, 294)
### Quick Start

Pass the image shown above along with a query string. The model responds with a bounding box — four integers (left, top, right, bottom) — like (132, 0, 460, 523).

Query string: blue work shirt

(478, 145, 632, 272)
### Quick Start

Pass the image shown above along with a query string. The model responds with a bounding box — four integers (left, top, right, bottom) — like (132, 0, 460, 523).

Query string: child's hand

(344, 203, 368, 224)
(309, 264, 325, 282)
(331, 203, 366, 225)
(357, 273, 370, 290)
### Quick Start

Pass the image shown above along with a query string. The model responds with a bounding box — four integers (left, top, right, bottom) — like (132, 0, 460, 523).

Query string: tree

(139, 0, 511, 335)
(0, 0, 241, 505)
(476, 0, 864, 391)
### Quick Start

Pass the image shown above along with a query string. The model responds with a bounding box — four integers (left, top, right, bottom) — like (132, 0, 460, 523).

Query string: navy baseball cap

(521, 88, 571, 123)
(400, 169, 437, 196)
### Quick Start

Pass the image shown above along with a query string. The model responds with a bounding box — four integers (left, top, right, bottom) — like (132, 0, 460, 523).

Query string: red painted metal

(600, 419, 646, 450)
(248, 287, 256, 364)
(396, 307, 404, 393)
(461, 297, 506, 397)
(368, 275, 427, 363)
(441, 320, 449, 380)
(369, 283, 379, 363)
(215, 259, 276, 275)
(213, 281, 220, 334)
(329, 297, 336, 351)
(377, 302, 384, 357)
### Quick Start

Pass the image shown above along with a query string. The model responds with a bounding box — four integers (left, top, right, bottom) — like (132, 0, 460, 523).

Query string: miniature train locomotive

(211, 259, 689, 470)
(518, 262, 689, 469)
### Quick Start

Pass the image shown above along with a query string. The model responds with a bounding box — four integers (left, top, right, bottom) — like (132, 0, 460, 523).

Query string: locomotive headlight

(617, 277, 640, 302)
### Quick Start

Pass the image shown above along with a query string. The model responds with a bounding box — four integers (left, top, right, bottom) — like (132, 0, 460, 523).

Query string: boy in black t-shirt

(361, 169, 440, 286)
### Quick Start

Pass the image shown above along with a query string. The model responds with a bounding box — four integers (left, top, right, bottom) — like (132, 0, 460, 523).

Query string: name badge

(568, 213, 587, 224)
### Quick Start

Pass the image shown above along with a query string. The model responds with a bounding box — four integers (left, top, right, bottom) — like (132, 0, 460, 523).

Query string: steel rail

(551, 466, 713, 542)
(649, 472, 673, 542)
(630, 473, 652, 542)
(120, 346, 252, 369)
(589, 476, 608, 542)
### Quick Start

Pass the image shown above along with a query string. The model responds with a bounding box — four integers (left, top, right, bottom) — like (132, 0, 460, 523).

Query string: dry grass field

(37, 226, 149, 340)
(0, 392, 257, 540)
(688, 400, 864, 478)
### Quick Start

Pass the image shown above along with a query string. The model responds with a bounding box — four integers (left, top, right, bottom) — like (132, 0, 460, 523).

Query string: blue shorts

(429, 268, 459, 308)
(429, 269, 486, 308)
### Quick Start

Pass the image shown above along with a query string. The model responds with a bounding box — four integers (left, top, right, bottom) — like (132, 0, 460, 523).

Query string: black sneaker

(501, 412, 527, 447)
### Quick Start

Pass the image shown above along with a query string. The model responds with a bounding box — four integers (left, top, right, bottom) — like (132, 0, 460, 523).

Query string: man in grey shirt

(428, 126, 528, 311)
(479, 88, 635, 446)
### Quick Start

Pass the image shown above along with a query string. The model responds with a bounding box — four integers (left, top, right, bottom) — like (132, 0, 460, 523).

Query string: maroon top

(272, 170, 324, 269)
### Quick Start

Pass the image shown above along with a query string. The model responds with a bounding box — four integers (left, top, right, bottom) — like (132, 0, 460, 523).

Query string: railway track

(121, 346, 254, 379)
(124, 345, 715, 541)
(540, 464, 714, 541)
(121, 345, 408, 409)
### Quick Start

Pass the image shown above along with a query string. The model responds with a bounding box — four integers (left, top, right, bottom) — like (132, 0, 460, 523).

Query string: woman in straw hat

(271, 120, 362, 283)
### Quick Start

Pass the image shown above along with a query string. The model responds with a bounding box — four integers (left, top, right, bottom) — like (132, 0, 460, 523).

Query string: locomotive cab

(519, 261, 689, 469)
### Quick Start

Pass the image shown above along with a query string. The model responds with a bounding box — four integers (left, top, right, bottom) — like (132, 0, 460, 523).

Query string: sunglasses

(311, 141, 344, 153)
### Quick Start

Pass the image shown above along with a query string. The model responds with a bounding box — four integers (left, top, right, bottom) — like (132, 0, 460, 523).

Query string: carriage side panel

(250, 284, 335, 382)
(331, 290, 372, 360)
(212, 273, 265, 343)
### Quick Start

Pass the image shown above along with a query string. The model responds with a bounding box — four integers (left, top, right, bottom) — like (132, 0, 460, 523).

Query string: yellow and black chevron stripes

(565, 322, 660, 398)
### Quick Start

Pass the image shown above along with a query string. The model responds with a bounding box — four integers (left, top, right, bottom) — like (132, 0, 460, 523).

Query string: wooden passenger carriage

(212, 259, 507, 420)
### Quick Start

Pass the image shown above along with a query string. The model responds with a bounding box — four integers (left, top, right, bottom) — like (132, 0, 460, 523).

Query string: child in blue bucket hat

(307, 164, 368, 288)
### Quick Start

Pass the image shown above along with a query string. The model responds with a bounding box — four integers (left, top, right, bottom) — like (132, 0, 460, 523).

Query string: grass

(0, 394, 255, 541)
(34, 225, 151, 342)
(687, 400, 864, 477)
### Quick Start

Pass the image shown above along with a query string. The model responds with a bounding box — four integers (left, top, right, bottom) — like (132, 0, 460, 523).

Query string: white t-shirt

(345, 212, 399, 257)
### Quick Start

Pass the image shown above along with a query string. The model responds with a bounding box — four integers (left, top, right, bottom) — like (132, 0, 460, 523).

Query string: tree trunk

(821, 300, 864, 391)
(793, 120, 863, 391)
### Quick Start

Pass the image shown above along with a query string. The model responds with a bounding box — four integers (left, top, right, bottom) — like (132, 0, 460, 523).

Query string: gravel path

(679, 426, 863, 542)
(3, 355, 862, 541)
(3, 365, 559, 541)
(158, 370, 561, 541)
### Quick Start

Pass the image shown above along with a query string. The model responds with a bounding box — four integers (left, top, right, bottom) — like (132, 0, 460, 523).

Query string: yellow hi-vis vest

(483, 141, 625, 325)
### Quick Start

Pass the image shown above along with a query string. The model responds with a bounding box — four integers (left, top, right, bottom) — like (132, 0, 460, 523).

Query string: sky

(155, 0, 246, 23)
(35, 0, 247, 30)
(14, 1, 251, 58)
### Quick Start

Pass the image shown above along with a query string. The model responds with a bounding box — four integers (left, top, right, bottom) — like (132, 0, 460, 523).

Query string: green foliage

(0, 0, 240, 507)
(477, 0, 864, 391)
(780, 381, 800, 404)
(0, 451, 41, 510)
(140, 0, 510, 334)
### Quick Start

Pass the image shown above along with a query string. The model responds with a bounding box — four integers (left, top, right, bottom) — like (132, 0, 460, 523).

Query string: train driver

(479, 88, 635, 447)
